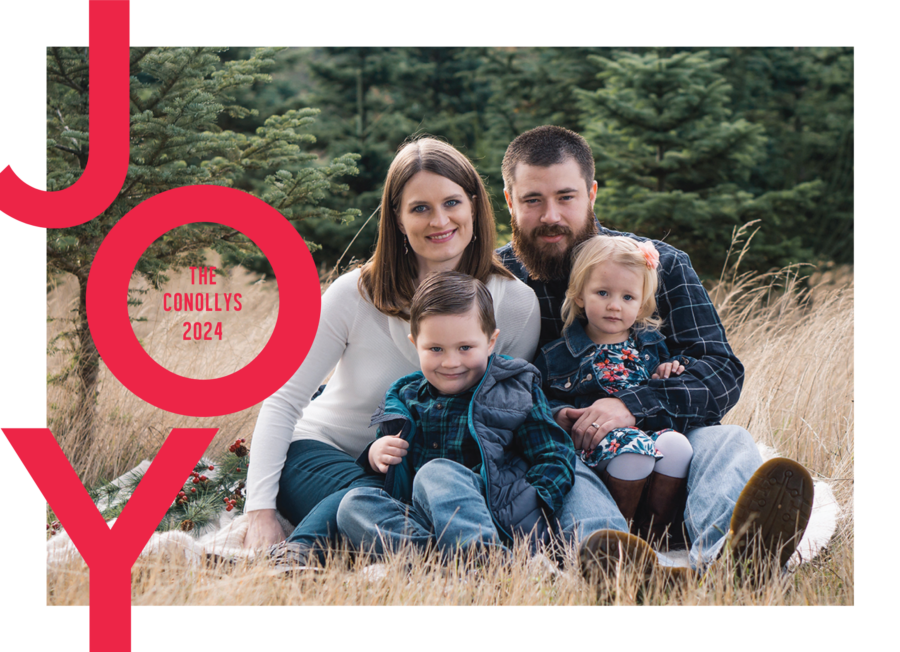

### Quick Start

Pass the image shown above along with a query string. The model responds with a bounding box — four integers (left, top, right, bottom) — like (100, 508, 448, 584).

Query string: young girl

(534, 235, 694, 547)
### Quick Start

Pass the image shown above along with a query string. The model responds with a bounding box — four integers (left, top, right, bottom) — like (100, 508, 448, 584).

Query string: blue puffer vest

(534, 319, 693, 413)
(366, 354, 571, 549)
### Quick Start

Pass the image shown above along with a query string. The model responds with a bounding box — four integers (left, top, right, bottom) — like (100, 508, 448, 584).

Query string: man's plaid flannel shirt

(496, 225, 744, 433)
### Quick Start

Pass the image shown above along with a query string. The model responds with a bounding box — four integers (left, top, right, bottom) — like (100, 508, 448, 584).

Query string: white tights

(594, 430, 693, 480)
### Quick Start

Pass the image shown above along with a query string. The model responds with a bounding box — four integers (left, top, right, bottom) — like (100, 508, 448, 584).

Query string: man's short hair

(409, 271, 496, 341)
(501, 125, 595, 192)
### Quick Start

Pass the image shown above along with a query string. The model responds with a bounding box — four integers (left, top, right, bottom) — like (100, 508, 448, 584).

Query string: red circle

(87, 185, 321, 417)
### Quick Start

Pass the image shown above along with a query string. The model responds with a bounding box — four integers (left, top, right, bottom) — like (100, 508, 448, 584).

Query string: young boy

(336, 271, 576, 558)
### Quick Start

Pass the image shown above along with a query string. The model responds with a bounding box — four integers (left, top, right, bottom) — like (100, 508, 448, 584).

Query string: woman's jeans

(276, 439, 384, 559)
(336, 458, 506, 559)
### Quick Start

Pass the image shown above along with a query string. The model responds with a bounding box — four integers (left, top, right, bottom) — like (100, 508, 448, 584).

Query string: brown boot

(599, 470, 649, 525)
(634, 471, 688, 548)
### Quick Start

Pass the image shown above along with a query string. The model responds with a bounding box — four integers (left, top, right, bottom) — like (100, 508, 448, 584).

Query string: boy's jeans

(336, 458, 507, 558)
(555, 424, 762, 569)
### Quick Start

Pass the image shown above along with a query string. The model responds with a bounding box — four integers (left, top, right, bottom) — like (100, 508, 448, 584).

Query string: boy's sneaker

(728, 457, 814, 569)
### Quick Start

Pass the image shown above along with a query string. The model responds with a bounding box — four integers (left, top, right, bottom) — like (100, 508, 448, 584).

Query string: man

(496, 125, 813, 579)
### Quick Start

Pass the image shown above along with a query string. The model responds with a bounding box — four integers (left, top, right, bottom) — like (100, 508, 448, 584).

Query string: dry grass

(45, 253, 854, 606)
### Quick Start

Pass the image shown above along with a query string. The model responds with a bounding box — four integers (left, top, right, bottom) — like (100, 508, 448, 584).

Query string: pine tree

(577, 50, 823, 276)
(46, 47, 359, 464)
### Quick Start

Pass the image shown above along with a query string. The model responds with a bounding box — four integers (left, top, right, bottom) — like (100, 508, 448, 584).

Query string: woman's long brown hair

(358, 137, 513, 320)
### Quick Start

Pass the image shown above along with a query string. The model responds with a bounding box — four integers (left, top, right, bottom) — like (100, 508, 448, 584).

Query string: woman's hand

(652, 360, 685, 379)
(369, 435, 409, 474)
(243, 509, 286, 549)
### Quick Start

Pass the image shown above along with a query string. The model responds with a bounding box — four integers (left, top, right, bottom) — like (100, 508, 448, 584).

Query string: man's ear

(488, 328, 500, 354)
(588, 180, 598, 206)
(407, 333, 415, 346)
(503, 187, 513, 213)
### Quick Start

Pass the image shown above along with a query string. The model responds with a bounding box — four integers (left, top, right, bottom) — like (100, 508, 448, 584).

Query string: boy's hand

(652, 360, 685, 379)
(369, 434, 409, 474)
(554, 406, 583, 433)
(571, 398, 636, 453)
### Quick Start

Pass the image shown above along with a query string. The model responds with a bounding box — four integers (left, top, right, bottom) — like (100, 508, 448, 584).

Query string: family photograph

(42, 46, 853, 607)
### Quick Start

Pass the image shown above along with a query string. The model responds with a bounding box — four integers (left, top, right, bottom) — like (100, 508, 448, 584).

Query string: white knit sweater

(244, 267, 541, 511)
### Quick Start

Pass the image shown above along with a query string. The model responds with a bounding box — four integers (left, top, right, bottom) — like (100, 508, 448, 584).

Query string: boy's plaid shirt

(496, 225, 744, 433)
(378, 373, 575, 514)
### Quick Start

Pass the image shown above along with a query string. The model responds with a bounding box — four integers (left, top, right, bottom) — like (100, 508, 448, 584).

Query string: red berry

(240, 438, 246, 443)
(191, 487, 196, 493)
(208, 465, 215, 471)
(225, 505, 233, 512)
(192, 477, 200, 484)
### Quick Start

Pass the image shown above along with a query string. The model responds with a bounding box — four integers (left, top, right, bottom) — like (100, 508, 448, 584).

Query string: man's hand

(369, 434, 409, 474)
(652, 360, 685, 379)
(243, 509, 286, 549)
(571, 398, 636, 453)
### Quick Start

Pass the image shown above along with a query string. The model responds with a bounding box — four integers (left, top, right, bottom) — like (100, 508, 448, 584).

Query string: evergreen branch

(143, 48, 202, 114)
(129, 90, 145, 114)
(49, 47, 86, 94)
(129, 47, 153, 69)
(53, 145, 82, 157)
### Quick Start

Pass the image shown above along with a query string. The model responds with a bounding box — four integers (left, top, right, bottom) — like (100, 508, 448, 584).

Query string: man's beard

(510, 207, 598, 282)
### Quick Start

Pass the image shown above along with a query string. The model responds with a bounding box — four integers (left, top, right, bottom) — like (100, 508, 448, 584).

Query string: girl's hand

(652, 360, 685, 379)
(369, 435, 409, 474)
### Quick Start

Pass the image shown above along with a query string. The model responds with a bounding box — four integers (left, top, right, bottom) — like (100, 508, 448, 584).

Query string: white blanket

(47, 444, 842, 570)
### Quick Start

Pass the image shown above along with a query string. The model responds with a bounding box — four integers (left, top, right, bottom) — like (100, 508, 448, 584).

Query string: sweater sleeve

(244, 271, 362, 512)
(492, 276, 541, 363)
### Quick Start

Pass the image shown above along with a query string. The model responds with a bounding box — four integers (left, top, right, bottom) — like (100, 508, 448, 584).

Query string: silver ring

(590, 422, 600, 429)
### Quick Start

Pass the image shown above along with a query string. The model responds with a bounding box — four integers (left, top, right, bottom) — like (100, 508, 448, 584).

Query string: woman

(243, 138, 541, 561)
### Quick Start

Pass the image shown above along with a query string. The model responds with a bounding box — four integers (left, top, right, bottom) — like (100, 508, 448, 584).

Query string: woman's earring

(404, 236, 409, 255)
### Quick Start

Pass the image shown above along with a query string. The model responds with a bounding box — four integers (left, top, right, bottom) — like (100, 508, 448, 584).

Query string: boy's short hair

(409, 271, 496, 340)
(501, 125, 595, 192)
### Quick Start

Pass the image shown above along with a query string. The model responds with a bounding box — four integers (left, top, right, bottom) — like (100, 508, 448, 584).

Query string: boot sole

(729, 457, 814, 568)
(579, 530, 656, 584)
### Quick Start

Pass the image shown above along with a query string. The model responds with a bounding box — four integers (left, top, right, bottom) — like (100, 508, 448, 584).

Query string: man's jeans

(555, 424, 762, 569)
(336, 458, 507, 558)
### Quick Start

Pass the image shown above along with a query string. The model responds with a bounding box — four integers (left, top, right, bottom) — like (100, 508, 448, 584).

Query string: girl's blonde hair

(561, 235, 663, 332)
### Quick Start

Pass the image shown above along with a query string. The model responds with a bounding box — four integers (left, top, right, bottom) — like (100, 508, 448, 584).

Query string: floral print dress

(581, 337, 674, 468)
